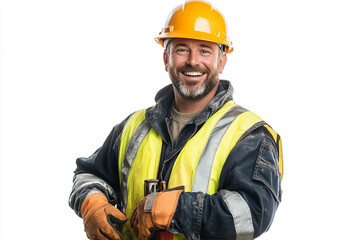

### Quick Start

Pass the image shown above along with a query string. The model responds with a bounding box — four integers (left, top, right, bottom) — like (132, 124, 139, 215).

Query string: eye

(176, 48, 188, 54)
(201, 49, 212, 55)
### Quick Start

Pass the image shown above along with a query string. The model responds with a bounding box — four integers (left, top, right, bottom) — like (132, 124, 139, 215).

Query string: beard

(169, 64, 219, 100)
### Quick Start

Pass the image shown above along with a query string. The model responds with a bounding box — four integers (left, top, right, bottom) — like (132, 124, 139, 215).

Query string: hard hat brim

(155, 33, 233, 54)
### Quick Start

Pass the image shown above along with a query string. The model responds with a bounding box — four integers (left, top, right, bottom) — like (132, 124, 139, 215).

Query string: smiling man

(165, 38, 227, 113)
(69, 1, 283, 240)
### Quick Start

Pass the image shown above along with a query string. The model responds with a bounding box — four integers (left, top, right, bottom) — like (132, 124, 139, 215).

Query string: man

(69, 1, 283, 240)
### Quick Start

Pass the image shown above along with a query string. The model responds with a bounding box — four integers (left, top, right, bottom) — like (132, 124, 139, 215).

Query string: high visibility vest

(117, 101, 283, 240)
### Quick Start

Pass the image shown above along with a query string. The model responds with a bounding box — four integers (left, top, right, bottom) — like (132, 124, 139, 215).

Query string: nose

(186, 51, 200, 66)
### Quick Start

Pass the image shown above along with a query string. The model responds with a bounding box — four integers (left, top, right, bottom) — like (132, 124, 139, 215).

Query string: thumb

(107, 214, 127, 239)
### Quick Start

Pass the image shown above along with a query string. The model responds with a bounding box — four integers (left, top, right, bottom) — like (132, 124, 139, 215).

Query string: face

(164, 38, 227, 100)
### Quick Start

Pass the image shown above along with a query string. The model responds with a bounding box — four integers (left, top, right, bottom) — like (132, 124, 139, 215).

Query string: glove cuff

(81, 192, 108, 220)
(151, 189, 184, 229)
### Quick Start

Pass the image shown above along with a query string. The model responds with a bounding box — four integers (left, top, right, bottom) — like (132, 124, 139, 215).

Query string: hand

(130, 188, 184, 240)
(81, 192, 127, 240)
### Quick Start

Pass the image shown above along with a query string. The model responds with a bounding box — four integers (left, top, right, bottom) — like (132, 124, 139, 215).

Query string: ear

(163, 51, 169, 72)
(219, 54, 227, 74)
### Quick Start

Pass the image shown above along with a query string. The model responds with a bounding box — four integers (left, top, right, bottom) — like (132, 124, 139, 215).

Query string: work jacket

(69, 80, 283, 240)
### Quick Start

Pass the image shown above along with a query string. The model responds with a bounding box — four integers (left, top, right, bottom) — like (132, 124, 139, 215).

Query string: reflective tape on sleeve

(220, 189, 254, 240)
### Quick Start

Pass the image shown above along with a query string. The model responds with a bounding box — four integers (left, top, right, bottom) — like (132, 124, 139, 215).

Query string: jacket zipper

(160, 118, 198, 181)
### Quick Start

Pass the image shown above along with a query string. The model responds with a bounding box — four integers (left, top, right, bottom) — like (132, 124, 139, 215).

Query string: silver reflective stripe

(69, 173, 118, 217)
(220, 189, 254, 240)
(192, 105, 247, 193)
(120, 119, 151, 212)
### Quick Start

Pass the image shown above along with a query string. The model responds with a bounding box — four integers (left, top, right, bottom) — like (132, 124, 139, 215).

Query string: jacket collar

(145, 80, 234, 140)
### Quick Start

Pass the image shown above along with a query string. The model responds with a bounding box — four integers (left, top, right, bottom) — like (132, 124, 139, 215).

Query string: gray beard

(170, 72, 218, 100)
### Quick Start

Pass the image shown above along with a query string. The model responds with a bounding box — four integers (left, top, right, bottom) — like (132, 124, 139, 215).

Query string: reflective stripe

(207, 111, 265, 194)
(120, 119, 151, 213)
(69, 173, 118, 217)
(220, 189, 254, 240)
(192, 105, 248, 193)
(118, 109, 147, 186)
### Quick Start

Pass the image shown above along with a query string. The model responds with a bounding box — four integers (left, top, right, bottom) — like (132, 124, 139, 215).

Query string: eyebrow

(199, 44, 214, 49)
(174, 43, 188, 48)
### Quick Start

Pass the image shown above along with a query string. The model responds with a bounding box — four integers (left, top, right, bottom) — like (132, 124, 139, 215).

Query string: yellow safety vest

(117, 101, 283, 240)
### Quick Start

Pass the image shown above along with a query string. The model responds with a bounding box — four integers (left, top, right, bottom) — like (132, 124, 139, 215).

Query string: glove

(130, 188, 184, 240)
(81, 192, 127, 240)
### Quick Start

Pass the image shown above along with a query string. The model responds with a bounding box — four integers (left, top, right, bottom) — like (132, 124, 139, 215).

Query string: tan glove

(81, 192, 127, 240)
(130, 188, 184, 240)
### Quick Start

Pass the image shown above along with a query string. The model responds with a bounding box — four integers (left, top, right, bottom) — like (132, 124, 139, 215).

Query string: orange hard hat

(155, 0, 233, 53)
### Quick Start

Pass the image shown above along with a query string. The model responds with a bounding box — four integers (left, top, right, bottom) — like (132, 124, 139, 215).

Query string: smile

(182, 72, 204, 77)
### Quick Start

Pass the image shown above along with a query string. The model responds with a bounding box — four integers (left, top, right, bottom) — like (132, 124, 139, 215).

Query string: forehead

(170, 38, 219, 50)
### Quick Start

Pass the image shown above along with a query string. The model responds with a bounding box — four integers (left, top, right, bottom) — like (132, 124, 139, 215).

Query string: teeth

(184, 72, 203, 76)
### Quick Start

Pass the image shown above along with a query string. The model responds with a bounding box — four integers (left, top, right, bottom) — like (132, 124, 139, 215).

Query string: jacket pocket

(252, 140, 281, 202)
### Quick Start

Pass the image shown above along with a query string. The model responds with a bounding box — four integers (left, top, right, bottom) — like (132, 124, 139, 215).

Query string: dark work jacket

(69, 80, 282, 239)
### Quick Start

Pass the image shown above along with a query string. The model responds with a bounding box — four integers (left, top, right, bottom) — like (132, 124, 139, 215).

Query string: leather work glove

(81, 192, 127, 240)
(130, 187, 184, 240)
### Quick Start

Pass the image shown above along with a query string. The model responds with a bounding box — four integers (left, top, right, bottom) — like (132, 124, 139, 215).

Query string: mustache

(176, 65, 209, 74)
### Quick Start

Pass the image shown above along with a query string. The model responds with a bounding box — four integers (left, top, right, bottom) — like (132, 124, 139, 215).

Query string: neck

(173, 85, 218, 114)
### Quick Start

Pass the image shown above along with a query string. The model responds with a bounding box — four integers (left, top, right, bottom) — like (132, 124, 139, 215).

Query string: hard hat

(155, 0, 233, 53)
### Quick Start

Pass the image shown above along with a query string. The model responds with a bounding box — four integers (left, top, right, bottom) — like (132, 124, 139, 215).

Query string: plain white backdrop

(1, 0, 359, 239)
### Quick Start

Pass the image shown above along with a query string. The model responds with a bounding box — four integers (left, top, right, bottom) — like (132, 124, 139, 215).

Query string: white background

(1, 0, 359, 239)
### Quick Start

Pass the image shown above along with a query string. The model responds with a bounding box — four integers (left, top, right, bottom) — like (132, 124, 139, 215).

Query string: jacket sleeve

(68, 115, 132, 217)
(169, 126, 282, 240)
